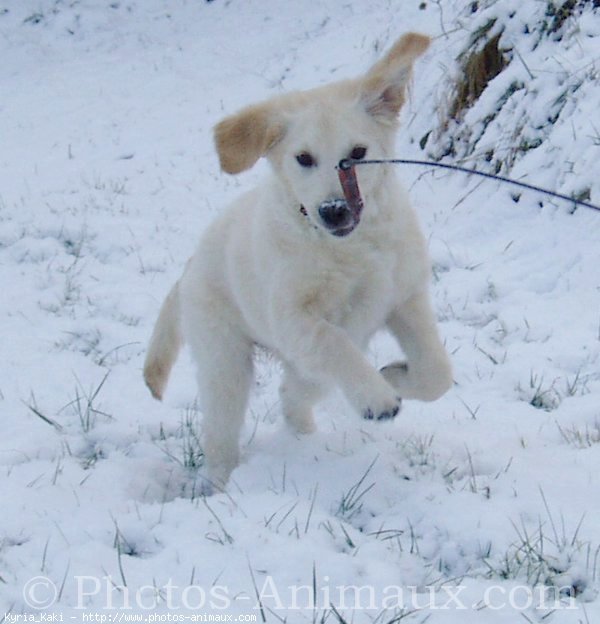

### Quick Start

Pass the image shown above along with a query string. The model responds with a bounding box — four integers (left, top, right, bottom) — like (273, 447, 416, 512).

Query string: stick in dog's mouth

(337, 159, 364, 226)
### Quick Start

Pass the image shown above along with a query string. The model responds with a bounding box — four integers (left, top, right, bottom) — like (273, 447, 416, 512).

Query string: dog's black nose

(318, 199, 351, 230)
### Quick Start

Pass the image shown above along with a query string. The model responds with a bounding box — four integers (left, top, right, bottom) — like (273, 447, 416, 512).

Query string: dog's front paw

(362, 397, 402, 421)
(345, 371, 402, 423)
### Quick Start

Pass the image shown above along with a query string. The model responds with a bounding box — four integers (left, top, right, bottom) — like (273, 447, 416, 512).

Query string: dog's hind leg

(280, 365, 324, 434)
(185, 314, 254, 491)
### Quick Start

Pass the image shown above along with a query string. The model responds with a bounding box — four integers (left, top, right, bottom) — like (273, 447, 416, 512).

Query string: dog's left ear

(360, 32, 431, 122)
(214, 102, 284, 174)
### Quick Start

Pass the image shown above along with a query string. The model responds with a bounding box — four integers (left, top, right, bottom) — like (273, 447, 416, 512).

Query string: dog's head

(214, 33, 430, 238)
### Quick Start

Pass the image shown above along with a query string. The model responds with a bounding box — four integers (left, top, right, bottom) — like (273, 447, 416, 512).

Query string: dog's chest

(314, 252, 395, 335)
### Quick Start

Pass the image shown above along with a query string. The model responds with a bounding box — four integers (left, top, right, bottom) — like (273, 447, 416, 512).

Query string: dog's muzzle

(318, 198, 358, 237)
(303, 162, 365, 237)
(324, 160, 364, 237)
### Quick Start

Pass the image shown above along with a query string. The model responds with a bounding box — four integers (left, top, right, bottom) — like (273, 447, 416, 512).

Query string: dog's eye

(296, 152, 316, 168)
(350, 146, 367, 160)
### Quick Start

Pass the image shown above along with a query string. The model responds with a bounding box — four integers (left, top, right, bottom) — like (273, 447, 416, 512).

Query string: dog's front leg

(275, 313, 401, 421)
(280, 364, 324, 434)
(381, 290, 452, 401)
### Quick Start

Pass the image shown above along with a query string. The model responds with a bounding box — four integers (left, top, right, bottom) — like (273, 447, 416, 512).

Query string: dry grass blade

(23, 400, 64, 433)
(450, 28, 509, 120)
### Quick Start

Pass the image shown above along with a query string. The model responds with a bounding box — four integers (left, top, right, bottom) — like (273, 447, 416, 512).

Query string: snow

(1, 0, 600, 622)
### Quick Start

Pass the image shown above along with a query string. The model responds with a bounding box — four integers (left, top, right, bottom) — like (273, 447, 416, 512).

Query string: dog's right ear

(360, 32, 431, 123)
(214, 102, 284, 174)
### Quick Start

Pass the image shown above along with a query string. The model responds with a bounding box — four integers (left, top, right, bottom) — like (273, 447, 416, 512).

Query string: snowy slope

(1, 1, 599, 622)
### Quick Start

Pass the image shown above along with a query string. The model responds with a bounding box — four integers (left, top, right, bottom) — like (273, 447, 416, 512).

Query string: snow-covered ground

(1, 1, 599, 622)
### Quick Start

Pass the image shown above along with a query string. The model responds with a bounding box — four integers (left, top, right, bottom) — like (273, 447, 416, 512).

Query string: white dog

(144, 33, 452, 489)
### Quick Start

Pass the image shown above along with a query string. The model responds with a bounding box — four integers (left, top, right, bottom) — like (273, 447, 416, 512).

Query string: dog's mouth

(329, 217, 360, 237)
(331, 226, 356, 237)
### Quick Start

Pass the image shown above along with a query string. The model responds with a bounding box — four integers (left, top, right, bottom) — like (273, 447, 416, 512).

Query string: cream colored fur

(143, 33, 452, 490)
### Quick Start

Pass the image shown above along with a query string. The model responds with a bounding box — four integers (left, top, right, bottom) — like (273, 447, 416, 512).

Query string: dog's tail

(143, 282, 183, 401)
